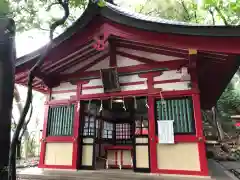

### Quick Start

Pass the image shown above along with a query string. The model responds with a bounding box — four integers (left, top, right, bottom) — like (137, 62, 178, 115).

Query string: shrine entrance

(78, 97, 150, 172)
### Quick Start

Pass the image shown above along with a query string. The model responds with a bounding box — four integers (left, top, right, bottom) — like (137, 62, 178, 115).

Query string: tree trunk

(14, 85, 30, 159)
(0, 18, 15, 180)
(16, 140, 21, 160)
(212, 106, 225, 141)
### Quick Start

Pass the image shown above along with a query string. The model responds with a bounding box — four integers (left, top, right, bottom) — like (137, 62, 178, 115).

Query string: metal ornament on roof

(93, 31, 109, 51)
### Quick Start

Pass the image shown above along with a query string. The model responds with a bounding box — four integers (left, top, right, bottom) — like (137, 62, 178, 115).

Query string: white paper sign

(157, 120, 174, 144)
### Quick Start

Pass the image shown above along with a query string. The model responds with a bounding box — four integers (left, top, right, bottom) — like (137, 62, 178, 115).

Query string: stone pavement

(208, 160, 238, 180)
(17, 168, 211, 180)
(17, 160, 237, 180)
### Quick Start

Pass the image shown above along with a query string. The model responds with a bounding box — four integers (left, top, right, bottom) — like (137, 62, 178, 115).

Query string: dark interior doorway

(78, 97, 149, 171)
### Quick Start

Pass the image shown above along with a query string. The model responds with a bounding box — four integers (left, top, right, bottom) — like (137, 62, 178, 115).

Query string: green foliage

(134, 0, 240, 25)
(218, 73, 240, 117)
(7, 0, 240, 123)
(134, 0, 240, 123)
(97, 0, 106, 7)
(0, 0, 10, 16)
(7, 0, 88, 32)
(203, 0, 240, 25)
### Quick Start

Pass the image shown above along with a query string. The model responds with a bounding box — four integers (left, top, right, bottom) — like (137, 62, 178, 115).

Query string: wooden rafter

(41, 40, 94, 70)
(72, 53, 110, 74)
(43, 46, 94, 73)
(115, 41, 187, 58)
(51, 50, 100, 74)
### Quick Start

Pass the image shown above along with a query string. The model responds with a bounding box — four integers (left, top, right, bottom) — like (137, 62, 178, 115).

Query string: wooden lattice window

(115, 123, 132, 144)
(155, 97, 195, 134)
(102, 121, 113, 139)
(47, 104, 74, 136)
(100, 67, 120, 93)
(135, 117, 148, 135)
(83, 115, 95, 136)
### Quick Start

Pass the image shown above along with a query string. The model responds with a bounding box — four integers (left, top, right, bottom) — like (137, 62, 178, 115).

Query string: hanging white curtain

(157, 120, 174, 144)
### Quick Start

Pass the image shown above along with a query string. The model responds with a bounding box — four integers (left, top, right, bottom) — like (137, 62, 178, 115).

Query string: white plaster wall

(82, 88, 104, 95)
(116, 55, 144, 67)
(120, 75, 147, 83)
(44, 142, 73, 166)
(52, 82, 77, 91)
(117, 47, 182, 62)
(86, 57, 110, 71)
(82, 79, 103, 87)
(154, 70, 183, 81)
(121, 84, 147, 91)
(154, 81, 190, 91)
(157, 143, 200, 171)
(61, 51, 109, 74)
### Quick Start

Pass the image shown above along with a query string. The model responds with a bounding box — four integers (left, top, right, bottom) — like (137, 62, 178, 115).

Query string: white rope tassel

(99, 100, 103, 112)
(122, 97, 126, 111)
(88, 99, 91, 111)
(134, 96, 137, 109)
(159, 91, 166, 108)
(131, 158, 133, 167)
(118, 161, 122, 170)
(106, 159, 109, 169)
(110, 97, 113, 109)
(145, 97, 149, 109)
(77, 101, 80, 111)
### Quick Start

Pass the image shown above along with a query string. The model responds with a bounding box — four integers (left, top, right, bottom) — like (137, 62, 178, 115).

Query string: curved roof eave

(16, 2, 240, 67)
(103, 2, 240, 37)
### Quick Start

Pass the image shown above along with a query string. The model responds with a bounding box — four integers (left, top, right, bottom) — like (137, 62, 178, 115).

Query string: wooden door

(133, 118, 150, 172)
(79, 114, 96, 169)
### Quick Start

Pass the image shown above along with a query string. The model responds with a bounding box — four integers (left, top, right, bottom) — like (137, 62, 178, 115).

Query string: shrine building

(15, 1, 240, 178)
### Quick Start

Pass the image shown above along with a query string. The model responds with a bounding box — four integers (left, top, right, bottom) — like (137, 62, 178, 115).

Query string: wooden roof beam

(53, 51, 101, 74)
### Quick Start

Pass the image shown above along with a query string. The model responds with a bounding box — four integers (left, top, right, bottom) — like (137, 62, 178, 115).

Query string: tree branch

(208, 9, 215, 25)
(180, 0, 191, 21)
(8, 1, 70, 179)
(214, 6, 228, 25)
(46, 2, 59, 11)
(19, 103, 33, 142)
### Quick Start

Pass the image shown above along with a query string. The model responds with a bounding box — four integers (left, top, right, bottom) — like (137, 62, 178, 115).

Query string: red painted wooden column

(148, 96, 157, 173)
(72, 83, 81, 169)
(189, 49, 208, 176)
(139, 73, 160, 173)
(39, 103, 50, 167)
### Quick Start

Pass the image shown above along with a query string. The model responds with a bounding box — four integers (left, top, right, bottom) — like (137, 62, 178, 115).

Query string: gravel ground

(16, 157, 39, 169)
